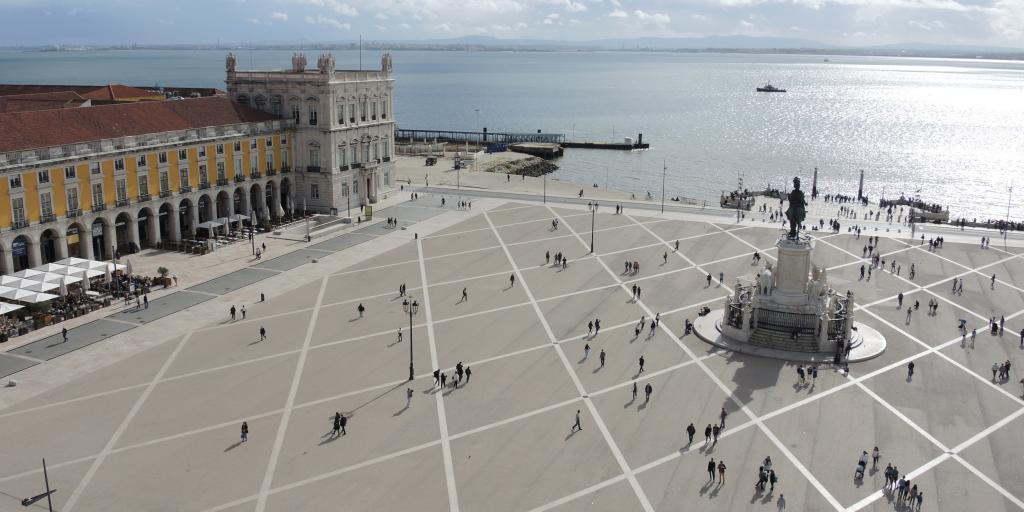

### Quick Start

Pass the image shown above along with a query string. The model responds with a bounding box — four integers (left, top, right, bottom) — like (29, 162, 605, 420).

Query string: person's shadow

(224, 440, 244, 452)
(624, 395, 637, 408)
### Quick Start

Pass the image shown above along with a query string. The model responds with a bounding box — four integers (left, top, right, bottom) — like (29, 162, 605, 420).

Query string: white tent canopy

(0, 302, 24, 315)
(0, 285, 57, 303)
(197, 220, 224, 229)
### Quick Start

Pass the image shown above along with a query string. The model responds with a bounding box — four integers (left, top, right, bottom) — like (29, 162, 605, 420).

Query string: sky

(1, 0, 1022, 48)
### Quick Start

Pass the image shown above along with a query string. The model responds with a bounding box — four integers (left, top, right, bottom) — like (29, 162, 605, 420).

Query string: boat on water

(756, 83, 786, 93)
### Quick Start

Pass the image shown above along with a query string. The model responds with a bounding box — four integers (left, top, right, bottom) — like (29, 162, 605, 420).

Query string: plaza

(0, 195, 1022, 512)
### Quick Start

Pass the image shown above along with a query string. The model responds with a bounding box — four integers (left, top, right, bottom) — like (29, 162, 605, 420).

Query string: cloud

(516, 21, 528, 29)
(398, 22, 412, 28)
(433, 22, 453, 32)
(908, 19, 945, 30)
(633, 10, 671, 25)
(714, 0, 984, 12)
(990, 0, 1024, 39)
(305, 14, 351, 29)
(690, 13, 710, 21)
(491, 24, 512, 30)
(270, 12, 289, 21)
(609, 0, 621, 5)
(285, 0, 358, 16)
(608, 8, 628, 17)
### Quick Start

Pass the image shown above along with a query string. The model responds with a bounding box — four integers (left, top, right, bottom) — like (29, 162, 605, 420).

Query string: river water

(2, 49, 1022, 220)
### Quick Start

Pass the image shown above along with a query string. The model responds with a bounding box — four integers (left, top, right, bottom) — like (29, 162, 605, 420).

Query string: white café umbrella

(126, 259, 133, 277)
(0, 302, 24, 315)
(104, 264, 113, 284)
(0, 286, 55, 303)
(16, 280, 59, 293)
(22, 272, 80, 285)
(36, 263, 67, 273)
(59, 278, 68, 297)
(55, 257, 90, 267)
(11, 269, 45, 280)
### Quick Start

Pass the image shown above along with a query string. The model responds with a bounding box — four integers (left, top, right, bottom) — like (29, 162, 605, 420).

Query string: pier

(396, 128, 650, 151)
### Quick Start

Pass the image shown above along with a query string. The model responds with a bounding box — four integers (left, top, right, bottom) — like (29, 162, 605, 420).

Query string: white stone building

(225, 52, 396, 215)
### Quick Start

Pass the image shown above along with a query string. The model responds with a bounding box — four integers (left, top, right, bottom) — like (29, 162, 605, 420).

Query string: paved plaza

(1, 199, 1023, 512)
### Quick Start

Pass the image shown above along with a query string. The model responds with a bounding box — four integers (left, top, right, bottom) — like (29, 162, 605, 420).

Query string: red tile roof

(0, 97, 283, 153)
(0, 91, 89, 113)
(81, 84, 161, 101)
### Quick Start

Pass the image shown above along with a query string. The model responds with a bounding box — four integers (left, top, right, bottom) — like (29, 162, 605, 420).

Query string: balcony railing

(199, 182, 211, 190)
(351, 162, 363, 169)
(180, 185, 192, 193)
(216, 177, 229, 186)
(13, 219, 29, 229)
(66, 209, 82, 218)
(280, 165, 291, 173)
(235, 175, 246, 183)
(39, 213, 56, 224)
(138, 192, 151, 203)
(250, 170, 261, 179)
(266, 169, 277, 176)
(339, 165, 349, 172)
(382, 156, 391, 162)
(92, 204, 106, 213)
(116, 198, 131, 207)
(159, 189, 173, 198)
(306, 166, 321, 173)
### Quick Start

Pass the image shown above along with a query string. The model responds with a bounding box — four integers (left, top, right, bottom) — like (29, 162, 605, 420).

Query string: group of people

(545, 250, 569, 270)
(623, 260, 641, 276)
(433, 361, 472, 389)
(384, 217, 400, 228)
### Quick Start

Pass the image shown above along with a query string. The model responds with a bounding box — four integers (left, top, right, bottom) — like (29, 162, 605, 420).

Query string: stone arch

(279, 177, 293, 217)
(233, 187, 248, 219)
(66, 221, 88, 258)
(265, 180, 278, 221)
(158, 203, 175, 242)
(90, 217, 111, 260)
(216, 190, 232, 219)
(137, 206, 157, 248)
(235, 94, 249, 105)
(114, 211, 136, 254)
(11, 234, 33, 272)
(249, 182, 265, 223)
(178, 197, 195, 237)
(197, 194, 214, 223)
(39, 228, 60, 264)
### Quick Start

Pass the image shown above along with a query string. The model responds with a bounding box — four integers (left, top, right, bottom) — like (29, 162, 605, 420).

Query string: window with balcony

(64, 166, 77, 179)
(91, 182, 103, 207)
(159, 171, 169, 193)
(179, 167, 190, 189)
(266, 152, 274, 171)
(310, 184, 319, 199)
(199, 146, 207, 158)
(382, 99, 388, 119)
(337, 103, 345, 124)
(250, 154, 258, 173)
(9, 175, 22, 189)
(308, 148, 320, 171)
(360, 101, 367, 122)
(363, 143, 370, 163)
(383, 140, 390, 158)
(350, 146, 358, 165)
(373, 142, 379, 161)
(66, 187, 79, 213)
(159, 152, 168, 164)
(349, 103, 355, 124)
(115, 178, 128, 205)
(292, 105, 300, 123)
(90, 162, 101, 174)
(371, 102, 377, 120)
(38, 169, 50, 184)
(233, 141, 241, 152)
(338, 146, 347, 168)
(217, 162, 226, 180)
(199, 164, 209, 187)
(137, 154, 147, 166)
(266, 138, 273, 148)
(40, 192, 53, 219)
(11, 197, 26, 227)
(114, 158, 125, 171)
(251, 139, 257, 149)
(179, 149, 188, 160)
(282, 151, 289, 168)
(216, 144, 224, 155)
(308, 107, 318, 126)
(234, 158, 242, 177)
(139, 174, 149, 198)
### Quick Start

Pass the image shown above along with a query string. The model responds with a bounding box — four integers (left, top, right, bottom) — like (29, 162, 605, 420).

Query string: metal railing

(40, 213, 56, 224)
(116, 198, 131, 207)
(13, 219, 29, 229)
(138, 193, 151, 202)
(199, 182, 211, 190)
(92, 204, 106, 213)
(216, 178, 229, 186)
(66, 209, 82, 218)
(306, 166, 321, 173)
(159, 189, 173, 198)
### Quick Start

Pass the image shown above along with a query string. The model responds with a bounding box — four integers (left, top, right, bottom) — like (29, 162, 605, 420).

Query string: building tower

(225, 52, 396, 215)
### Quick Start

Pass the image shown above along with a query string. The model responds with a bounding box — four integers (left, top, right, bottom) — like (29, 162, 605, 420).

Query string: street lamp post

(20, 458, 55, 512)
(590, 201, 598, 253)
(474, 108, 480, 134)
(543, 173, 546, 204)
(661, 159, 666, 214)
(1005, 185, 1013, 251)
(402, 297, 419, 381)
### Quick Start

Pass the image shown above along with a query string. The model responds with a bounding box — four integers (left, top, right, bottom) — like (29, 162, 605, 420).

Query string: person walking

(712, 424, 721, 444)
(717, 460, 727, 484)
(594, 318, 601, 334)
(61, 327, 67, 343)
(686, 423, 696, 445)
(599, 349, 606, 368)
(638, 355, 645, 374)
(510, 274, 516, 287)
(230, 305, 236, 321)
(239, 305, 245, 319)
(465, 366, 472, 382)
(906, 307, 913, 324)
(406, 387, 413, 408)
(907, 361, 915, 379)
(704, 424, 713, 445)
(461, 287, 468, 303)
(571, 409, 582, 432)
(898, 292, 903, 308)
(769, 469, 778, 493)
(584, 343, 591, 359)
(144, 295, 149, 309)
(397, 327, 403, 344)
(776, 493, 786, 512)
(440, 372, 447, 388)
(588, 321, 593, 336)
(632, 381, 638, 401)
(433, 369, 441, 387)
(240, 421, 249, 442)
(644, 382, 653, 403)
(872, 446, 880, 469)
(339, 413, 347, 435)
(331, 412, 342, 438)
(720, 407, 728, 428)
(707, 458, 717, 481)
(357, 303, 365, 318)
(259, 326, 267, 341)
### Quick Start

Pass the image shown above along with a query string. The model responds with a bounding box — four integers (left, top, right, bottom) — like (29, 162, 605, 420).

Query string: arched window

(271, 96, 283, 117)
(236, 94, 249, 105)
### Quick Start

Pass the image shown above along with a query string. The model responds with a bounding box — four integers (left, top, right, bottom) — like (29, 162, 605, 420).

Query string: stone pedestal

(773, 236, 812, 305)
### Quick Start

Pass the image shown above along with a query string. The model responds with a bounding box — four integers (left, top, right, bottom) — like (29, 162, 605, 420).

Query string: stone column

(148, 213, 161, 246)
(56, 232, 69, 260)
(168, 207, 181, 242)
(27, 239, 41, 268)
(81, 229, 94, 260)
(187, 203, 199, 237)
(104, 222, 118, 259)
(271, 184, 284, 218)
(1, 241, 14, 275)
(127, 215, 140, 253)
